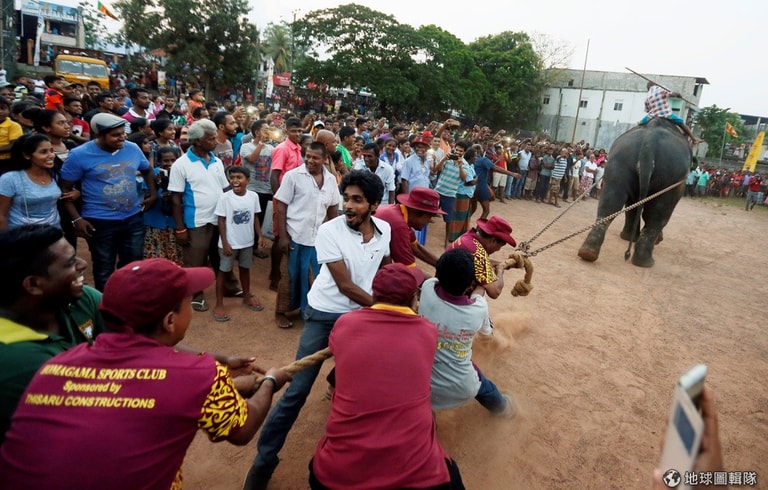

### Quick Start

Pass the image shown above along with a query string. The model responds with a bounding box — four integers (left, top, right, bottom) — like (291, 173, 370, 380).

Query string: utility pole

(290, 9, 299, 77)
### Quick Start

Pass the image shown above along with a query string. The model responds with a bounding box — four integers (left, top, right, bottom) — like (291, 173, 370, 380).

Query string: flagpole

(719, 124, 727, 165)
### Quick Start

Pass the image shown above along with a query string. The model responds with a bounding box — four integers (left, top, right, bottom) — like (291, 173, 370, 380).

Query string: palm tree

(262, 22, 291, 73)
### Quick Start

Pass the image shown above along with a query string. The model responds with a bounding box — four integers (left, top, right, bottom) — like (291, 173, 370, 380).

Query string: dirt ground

(174, 194, 768, 489)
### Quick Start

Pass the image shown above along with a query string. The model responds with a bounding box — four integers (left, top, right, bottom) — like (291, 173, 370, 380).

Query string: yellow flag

(725, 122, 738, 138)
(743, 131, 764, 173)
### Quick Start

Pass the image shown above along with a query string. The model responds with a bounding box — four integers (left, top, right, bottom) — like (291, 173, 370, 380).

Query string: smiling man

(0, 224, 101, 444)
(60, 113, 156, 291)
(244, 169, 390, 490)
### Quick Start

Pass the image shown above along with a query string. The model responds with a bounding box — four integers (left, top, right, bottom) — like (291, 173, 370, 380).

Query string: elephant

(578, 118, 691, 267)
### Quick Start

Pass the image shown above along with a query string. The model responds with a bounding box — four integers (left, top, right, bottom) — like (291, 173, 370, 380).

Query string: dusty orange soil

(176, 195, 768, 489)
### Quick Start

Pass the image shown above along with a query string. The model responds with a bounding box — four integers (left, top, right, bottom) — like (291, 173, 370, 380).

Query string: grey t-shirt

(418, 277, 492, 410)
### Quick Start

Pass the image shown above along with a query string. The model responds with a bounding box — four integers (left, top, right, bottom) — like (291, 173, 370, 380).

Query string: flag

(97, 0, 119, 21)
(743, 131, 764, 173)
(725, 122, 738, 138)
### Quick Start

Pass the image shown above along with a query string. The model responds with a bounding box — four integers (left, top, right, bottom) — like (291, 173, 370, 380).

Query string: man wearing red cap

(310, 263, 464, 489)
(0, 258, 290, 490)
(447, 215, 516, 299)
(374, 187, 445, 268)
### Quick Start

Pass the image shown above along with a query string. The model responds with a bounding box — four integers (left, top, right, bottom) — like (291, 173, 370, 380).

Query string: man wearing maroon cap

(310, 263, 465, 489)
(447, 215, 516, 299)
(0, 259, 290, 490)
(375, 187, 445, 268)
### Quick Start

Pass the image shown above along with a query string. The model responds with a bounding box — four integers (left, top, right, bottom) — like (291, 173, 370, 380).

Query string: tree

(114, 0, 260, 95)
(262, 22, 291, 73)
(413, 25, 488, 119)
(468, 31, 544, 128)
(693, 105, 747, 157)
(292, 4, 428, 117)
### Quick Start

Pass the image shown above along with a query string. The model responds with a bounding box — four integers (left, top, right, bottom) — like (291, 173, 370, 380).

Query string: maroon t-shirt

(0, 332, 247, 490)
(374, 204, 417, 266)
(313, 305, 449, 488)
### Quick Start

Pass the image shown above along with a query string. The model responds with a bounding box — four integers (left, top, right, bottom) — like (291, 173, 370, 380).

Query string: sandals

(191, 299, 209, 312)
(213, 310, 231, 322)
(243, 294, 264, 312)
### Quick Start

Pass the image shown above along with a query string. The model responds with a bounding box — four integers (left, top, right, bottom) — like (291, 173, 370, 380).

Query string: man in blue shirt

(60, 113, 156, 290)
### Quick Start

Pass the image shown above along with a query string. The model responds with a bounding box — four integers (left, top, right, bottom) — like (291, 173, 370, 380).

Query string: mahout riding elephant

(578, 118, 691, 267)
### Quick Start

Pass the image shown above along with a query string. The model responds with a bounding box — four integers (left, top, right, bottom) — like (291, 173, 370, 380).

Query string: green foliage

(262, 22, 291, 73)
(114, 0, 260, 94)
(468, 31, 543, 128)
(694, 106, 748, 157)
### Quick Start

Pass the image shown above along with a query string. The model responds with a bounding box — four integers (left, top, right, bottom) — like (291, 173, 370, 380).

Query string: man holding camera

(433, 140, 470, 248)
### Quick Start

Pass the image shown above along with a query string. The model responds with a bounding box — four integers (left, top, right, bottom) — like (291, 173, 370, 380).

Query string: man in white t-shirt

(168, 119, 238, 312)
(274, 141, 339, 320)
(244, 169, 391, 489)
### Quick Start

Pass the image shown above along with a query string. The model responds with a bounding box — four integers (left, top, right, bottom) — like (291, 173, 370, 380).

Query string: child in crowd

(42, 75, 66, 115)
(0, 97, 23, 166)
(143, 146, 182, 263)
(213, 166, 266, 322)
(127, 131, 153, 166)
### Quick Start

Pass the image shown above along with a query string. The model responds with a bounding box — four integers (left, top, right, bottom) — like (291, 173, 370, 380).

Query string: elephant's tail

(637, 135, 655, 204)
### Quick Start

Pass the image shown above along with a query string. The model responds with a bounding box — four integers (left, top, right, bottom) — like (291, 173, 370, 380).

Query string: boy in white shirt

(213, 166, 267, 322)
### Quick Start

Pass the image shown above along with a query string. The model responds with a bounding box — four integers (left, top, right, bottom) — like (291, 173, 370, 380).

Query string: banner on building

(742, 131, 765, 173)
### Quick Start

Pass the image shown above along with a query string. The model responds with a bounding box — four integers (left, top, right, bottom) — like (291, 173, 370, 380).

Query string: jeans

(474, 364, 506, 413)
(86, 213, 145, 291)
(512, 169, 527, 197)
(252, 306, 342, 477)
(287, 241, 319, 314)
(414, 224, 428, 246)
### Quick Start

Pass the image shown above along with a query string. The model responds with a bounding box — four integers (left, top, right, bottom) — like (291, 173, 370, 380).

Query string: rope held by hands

(502, 251, 534, 297)
(251, 348, 333, 391)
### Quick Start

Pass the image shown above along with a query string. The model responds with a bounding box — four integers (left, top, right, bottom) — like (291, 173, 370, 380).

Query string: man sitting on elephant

(639, 82, 702, 145)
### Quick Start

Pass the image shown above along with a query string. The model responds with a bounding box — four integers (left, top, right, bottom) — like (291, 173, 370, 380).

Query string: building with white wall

(537, 69, 708, 150)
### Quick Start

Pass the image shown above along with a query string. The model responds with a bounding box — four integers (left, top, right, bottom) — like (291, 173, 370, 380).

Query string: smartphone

(658, 363, 707, 488)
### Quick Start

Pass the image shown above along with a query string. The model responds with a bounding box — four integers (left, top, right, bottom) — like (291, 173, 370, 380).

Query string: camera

(448, 153, 459, 160)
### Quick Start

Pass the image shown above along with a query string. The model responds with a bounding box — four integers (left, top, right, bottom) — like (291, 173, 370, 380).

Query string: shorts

(218, 246, 254, 272)
(640, 114, 685, 125)
(491, 172, 507, 188)
(548, 179, 561, 194)
(439, 195, 455, 223)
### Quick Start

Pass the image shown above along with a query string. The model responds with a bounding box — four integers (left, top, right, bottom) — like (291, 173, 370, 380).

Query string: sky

(247, 0, 768, 117)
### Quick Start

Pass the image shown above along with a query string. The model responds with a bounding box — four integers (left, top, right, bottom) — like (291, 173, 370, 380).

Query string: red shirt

(313, 305, 450, 488)
(374, 204, 417, 266)
(270, 138, 303, 186)
(448, 228, 497, 285)
(45, 89, 64, 110)
(748, 177, 763, 192)
(0, 333, 249, 490)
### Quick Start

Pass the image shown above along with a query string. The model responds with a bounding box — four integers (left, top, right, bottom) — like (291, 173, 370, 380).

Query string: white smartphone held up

(658, 363, 707, 489)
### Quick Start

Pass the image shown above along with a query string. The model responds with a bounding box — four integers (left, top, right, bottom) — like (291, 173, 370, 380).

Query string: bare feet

(275, 313, 293, 329)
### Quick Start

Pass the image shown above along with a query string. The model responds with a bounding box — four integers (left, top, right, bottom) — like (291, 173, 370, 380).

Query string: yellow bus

(54, 55, 110, 90)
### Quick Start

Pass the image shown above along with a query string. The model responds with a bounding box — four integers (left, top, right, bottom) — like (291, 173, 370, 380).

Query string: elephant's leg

(578, 222, 612, 262)
(620, 208, 640, 241)
(579, 184, 627, 262)
(631, 188, 683, 267)
(631, 227, 660, 267)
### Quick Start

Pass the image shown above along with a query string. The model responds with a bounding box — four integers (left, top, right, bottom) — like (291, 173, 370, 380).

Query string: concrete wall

(537, 69, 705, 150)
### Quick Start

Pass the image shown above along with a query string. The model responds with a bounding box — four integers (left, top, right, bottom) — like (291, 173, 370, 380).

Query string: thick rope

(502, 250, 534, 297)
(251, 347, 333, 390)
(516, 178, 685, 258)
